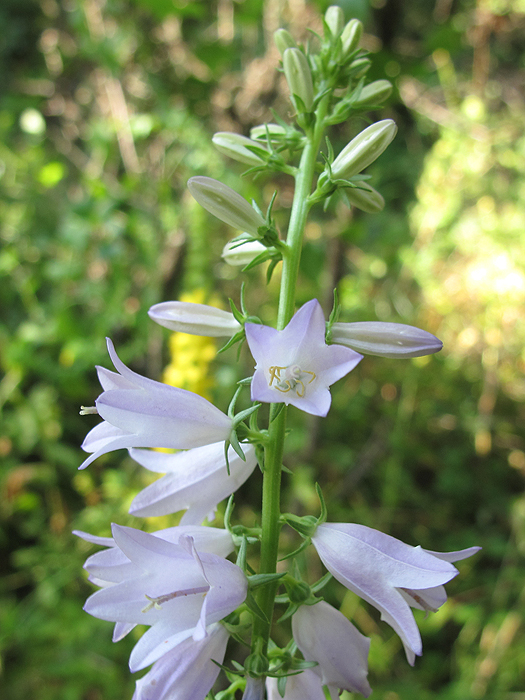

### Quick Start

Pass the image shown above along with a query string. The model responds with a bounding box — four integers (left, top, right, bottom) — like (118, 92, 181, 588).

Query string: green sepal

(248, 572, 286, 590)
(311, 571, 333, 594)
(244, 590, 270, 624)
(266, 258, 281, 284)
(217, 330, 245, 355)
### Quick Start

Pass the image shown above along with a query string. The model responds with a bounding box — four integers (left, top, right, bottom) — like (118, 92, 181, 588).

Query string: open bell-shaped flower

(79, 339, 232, 469)
(312, 522, 480, 664)
(245, 299, 362, 416)
(81, 524, 247, 672)
(132, 622, 229, 700)
(128, 442, 258, 524)
(292, 600, 372, 698)
(331, 321, 443, 358)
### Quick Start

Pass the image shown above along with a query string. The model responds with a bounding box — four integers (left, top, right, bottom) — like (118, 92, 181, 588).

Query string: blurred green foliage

(1, 0, 524, 699)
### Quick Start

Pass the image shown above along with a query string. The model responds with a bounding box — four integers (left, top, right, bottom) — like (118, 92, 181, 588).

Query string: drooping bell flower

(331, 321, 443, 358)
(312, 522, 480, 664)
(291, 600, 372, 698)
(245, 299, 362, 416)
(148, 301, 242, 337)
(80, 524, 247, 672)
(132, 623, 229, 700)
(79, 339, 232, 470)
(128, 442, 258, 524)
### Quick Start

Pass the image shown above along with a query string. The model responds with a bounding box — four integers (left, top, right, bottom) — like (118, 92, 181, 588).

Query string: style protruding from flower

(331, 321, 443, 358)
(80, 524, 247, 672)
(128, 442, 258, 524)
(79, 339, 232, 469)
(148, 301, 242, 337)
(292, 600, 372, 698)
(312, 522, 480, 664)
(245, 299, 362, 416)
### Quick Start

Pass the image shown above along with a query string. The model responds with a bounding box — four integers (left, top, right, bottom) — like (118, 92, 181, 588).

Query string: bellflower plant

(76, 8, 480, 699)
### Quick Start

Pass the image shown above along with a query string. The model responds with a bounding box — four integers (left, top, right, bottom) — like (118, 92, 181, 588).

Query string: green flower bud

(325, 5, 345, 39)
(349, 56, 371, 77)
(212, 132, 268, 166)
(249, 123, 287, 141)
(283, 48, 314, 112)
(345, 182, 385, 213)
(274, 28, 297, 55)
(244, 652, 269, 677)
(331, 119, 397, 179)
(187, 176, 265, 235)
(341, 19, 363, 56)
(286, 578, 312, 604)
(353, 79, 393, 107)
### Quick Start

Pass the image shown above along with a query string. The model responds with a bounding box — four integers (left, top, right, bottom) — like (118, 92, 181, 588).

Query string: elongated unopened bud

(187, 176, 265, 235)
(331, 321, 443, 358)
(250, 123, 287, 141)
(341, 19, 363, 56)
(222, 239, 267, 266)
(148, 301, 242, 337)
(283, 48, 314, 112)
(349, 56, 371, 77)
(325, 5, 345, 38)
(331, 119, 397, 179)
(212, 132, 268, 166)
(345, 182, 384, 213)
(274, 28, 296, 55)
(353, 79, 393, 107)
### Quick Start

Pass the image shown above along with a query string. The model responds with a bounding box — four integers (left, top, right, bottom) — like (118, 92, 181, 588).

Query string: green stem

(250, 95, 331, 662)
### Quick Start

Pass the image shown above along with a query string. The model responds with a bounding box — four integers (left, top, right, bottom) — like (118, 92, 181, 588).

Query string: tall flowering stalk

(76, 8, 479, 699)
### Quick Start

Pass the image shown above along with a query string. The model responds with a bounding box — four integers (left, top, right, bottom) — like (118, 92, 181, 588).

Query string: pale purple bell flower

(292, 600, 372, 698)
(80, 524, 247, 672)
(312, 523, 480, 664)
(245, 299, 362, 416)
(79, 339, 232, 470)
(128, 442, 258, 524)
(132, 623, 229, 700)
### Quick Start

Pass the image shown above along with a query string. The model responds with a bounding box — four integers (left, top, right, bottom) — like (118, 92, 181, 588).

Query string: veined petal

(132, 623, 229, 700)
(312, 523, 479, 662)
(129, 443, 258, 523)
(292, 601, 371, 697)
